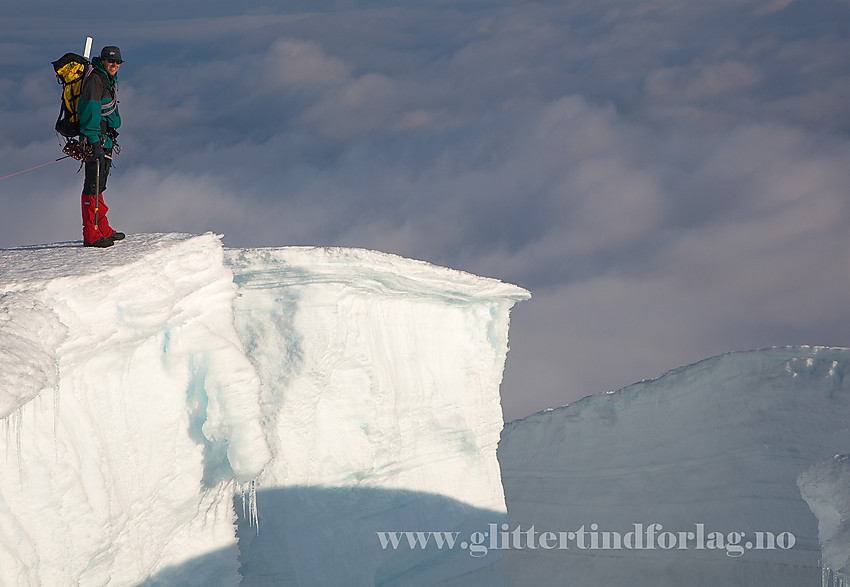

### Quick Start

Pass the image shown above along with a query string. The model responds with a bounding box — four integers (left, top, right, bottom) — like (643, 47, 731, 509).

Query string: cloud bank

(1, 0, 849, 419)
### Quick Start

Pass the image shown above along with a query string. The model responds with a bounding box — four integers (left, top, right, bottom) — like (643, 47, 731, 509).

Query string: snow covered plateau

(0, 233, 528, 586)
(2, 232, 849, 587)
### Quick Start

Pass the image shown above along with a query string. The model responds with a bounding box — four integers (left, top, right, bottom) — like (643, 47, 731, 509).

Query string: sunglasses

(106, 59, 123, 65)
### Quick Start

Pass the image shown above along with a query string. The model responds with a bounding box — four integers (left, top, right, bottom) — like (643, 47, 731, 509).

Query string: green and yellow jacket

(78, 57, 121, 149)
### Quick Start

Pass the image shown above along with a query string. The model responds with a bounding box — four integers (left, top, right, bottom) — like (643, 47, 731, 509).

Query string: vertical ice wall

(226, 246, 529, 586)
(0, 234, 270, 585)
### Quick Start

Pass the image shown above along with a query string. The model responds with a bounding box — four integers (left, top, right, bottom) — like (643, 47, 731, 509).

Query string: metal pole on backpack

(85, 36, 99, 231)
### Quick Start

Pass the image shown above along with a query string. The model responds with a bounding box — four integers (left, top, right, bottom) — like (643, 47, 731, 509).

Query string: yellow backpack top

(51, 53, 91, 138)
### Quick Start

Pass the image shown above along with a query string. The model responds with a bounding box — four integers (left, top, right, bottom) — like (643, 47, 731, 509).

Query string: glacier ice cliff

(226, 245, 528, 586)
(499, 346, 850, 587)
(0, 233, 528, 586)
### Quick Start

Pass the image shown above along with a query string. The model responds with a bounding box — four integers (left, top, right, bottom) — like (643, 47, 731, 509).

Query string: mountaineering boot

(108, 231, 125, 241)
(84, 237, 114, 248)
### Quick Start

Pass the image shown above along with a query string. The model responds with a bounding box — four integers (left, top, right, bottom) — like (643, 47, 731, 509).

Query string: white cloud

(303, 73, 400, 140)
(113, 167, 245, 235)
(264, 39, 350, 90)
(647, 60, 763, 100)
(753, 0, 797, 16)
(2, 0, 850, 419)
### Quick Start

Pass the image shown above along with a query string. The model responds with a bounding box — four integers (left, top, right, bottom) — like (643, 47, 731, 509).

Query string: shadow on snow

(141, 485, 508, 587)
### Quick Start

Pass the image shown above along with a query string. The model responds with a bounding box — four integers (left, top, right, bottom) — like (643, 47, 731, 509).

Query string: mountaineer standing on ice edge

(79, 46, 125, 248)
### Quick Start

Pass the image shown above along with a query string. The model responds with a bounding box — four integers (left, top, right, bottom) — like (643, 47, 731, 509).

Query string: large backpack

(51, 52, 92, 139)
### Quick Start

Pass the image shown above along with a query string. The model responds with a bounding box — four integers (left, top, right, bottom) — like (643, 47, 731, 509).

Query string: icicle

(16, 407, 23, 482)
(240, 482, 247, 519)
(2, 416, 8, 463)
(53, 384, 60, 452)
(822, 564, 849, 587)
(4, 407, 25, 483)
(1, 409, 21, 462)
(238, 480, 260, 535)
(250, 480, 259, 532)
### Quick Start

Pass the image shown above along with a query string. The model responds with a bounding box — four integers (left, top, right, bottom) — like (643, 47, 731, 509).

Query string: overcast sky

(2, 0, 849, 421)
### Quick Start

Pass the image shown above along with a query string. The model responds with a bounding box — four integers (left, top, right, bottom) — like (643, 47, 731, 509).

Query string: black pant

(83, 152, 112, 195)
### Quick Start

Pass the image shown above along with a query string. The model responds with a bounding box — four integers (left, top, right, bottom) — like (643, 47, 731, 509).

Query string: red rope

(0, 155, 71, 181)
